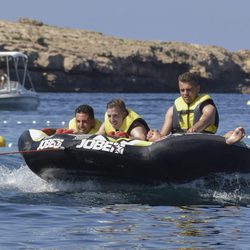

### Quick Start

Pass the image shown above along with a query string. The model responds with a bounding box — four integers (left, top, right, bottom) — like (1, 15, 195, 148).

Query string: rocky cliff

(0, 18, 249, 92)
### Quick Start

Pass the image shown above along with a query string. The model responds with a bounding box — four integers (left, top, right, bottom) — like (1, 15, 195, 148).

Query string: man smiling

(97, 98, 149, 140)
(69, 104, 102, 134)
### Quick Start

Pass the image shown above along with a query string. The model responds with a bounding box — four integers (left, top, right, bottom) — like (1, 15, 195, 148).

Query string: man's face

(179, 81, 200, 104)
(107, 107, 125, 130)
(76, 113, 94, 134)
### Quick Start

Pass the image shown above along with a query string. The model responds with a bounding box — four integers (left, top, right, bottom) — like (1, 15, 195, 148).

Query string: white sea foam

(0, 164, 135, 194)
(1, 163, 250, 205)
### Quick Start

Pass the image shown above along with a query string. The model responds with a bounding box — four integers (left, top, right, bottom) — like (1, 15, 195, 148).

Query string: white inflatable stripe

(29, 129, 48, 142)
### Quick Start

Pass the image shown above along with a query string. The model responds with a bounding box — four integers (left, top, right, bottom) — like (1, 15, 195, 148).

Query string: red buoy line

(0, 147, 63, 156)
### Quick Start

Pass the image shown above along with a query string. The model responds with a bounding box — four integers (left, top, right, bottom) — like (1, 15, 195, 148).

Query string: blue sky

(1, 0, 249, 51)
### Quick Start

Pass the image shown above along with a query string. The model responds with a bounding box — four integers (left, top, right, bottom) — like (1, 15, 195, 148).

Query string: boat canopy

(0, 51, 28, 59)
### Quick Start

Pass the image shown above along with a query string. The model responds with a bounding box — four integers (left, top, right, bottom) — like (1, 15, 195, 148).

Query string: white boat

(0, 51, 39, 110)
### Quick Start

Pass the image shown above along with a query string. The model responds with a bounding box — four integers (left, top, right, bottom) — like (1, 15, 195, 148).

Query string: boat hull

(18, 130, 250, 184)
(0, 95, 39, 110)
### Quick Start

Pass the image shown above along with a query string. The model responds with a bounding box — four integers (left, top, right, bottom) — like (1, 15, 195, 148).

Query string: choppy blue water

(1, 93, 250, 249)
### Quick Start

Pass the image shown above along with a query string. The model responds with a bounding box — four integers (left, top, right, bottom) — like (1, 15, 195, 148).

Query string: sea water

(0, 92, 250, 249)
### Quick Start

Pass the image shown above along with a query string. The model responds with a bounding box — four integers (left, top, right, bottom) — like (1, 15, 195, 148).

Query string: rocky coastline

(0, 18, 249, 93)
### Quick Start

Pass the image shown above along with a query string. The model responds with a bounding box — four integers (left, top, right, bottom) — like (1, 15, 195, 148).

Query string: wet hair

(75, 104, 94, 119)
(178, 72, 199, 86)
(106, 98, 127, 113)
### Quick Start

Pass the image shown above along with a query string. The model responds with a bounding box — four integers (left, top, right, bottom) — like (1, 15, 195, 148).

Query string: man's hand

(147, 129, 162, 142)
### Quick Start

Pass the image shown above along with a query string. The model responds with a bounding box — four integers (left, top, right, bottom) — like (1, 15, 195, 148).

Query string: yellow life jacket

(104, 108, 149, 134)
(172, 94, 219, 134)
(68, 118, 102, 134)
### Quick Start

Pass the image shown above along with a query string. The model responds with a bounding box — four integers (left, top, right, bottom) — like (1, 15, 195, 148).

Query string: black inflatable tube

(18, 130, 250, 184)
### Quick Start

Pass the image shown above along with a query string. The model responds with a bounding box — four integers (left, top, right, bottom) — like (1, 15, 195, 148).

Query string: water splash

(1, 164, 250, 206)
(0, 164, 139, 195)
(0, 164, 55, 193)
(179, 173, 250, 205)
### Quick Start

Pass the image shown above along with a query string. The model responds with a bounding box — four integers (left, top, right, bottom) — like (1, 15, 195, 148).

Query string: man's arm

(130, 125, 147, 140)
(187, 104, 215, 133)
(160, 106, 174, 136)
